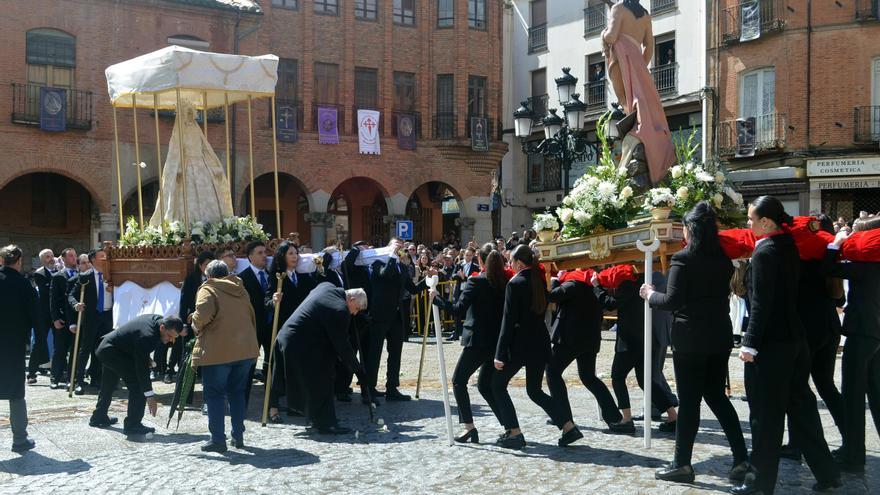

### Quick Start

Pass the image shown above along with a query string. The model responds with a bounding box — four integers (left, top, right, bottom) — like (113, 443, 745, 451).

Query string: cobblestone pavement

(0, 333, 877, 494)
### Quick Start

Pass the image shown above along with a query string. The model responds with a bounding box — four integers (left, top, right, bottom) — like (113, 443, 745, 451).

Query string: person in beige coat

(191, 260, 259, 453)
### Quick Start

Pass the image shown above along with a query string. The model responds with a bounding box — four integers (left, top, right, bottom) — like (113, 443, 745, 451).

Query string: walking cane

(68, 278, 90, 398)
(261, 273, 284, 427)
(415, 292, 433, 399)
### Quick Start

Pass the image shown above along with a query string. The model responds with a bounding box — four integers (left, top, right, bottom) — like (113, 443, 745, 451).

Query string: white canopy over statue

(149, 101, 234, 226)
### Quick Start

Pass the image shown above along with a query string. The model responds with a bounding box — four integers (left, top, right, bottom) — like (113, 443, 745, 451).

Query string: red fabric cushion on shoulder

(842, 229, 880, 262)
(786, 216, 835, 261)
(597, 264, 637, 289)
(718, 229, 756, 259)
(557, 268, 596, 284)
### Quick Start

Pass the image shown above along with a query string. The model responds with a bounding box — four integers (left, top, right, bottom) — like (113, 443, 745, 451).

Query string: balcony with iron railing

(651, 0, 676, 15)
(432, 112, 457, 140)
(718, 113, 788, 156)
(465, 114, 498, 141)
(854, 106, 880, 143)
(391, 111, 422, 138)
(11, 83, 93, 130)
(584, 80, 607, 113)
(856, 0, 878, 20)
(722, 0, 785, 44)
(528, 93, 549, 124)
(527, 157, 563, 193)
(351, 106, 385, 135)
(528, 23, 547, 54)
(651, 63, 677, 98)
(583, 5, 606, 37)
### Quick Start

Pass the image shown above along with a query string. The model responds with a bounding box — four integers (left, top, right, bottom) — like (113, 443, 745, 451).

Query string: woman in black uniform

(491, 244, 563, 449)
(732, 196, 840, 495)
(433, 243, 507, 443)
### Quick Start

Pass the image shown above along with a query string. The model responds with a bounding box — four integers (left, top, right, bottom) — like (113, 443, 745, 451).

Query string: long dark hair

(268, 241, 297, 276)
(188, 250, 215, 281)
(620, 0, 648, 18)
(752, 195, 793, 229)
(481, 242, 507, 290)
(511, 244, 547, 314)
(683, 201, 724, 257)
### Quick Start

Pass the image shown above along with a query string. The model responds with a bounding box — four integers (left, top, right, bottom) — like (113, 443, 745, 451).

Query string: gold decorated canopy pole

(112, 106, 124, 235)
(224, 92, 231, 191)
(176, 88, 189, 233)
(270, 96, 281, 238)
(247, 94, 255, 218)
(153, 94, 164, 227)
(202, 90, 209, 138)
(131, 94, 144, 230)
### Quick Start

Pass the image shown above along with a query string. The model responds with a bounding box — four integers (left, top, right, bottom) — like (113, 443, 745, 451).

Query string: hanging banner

(39, 86, 67, 132)
(276, 102, 298, 143)
(317, 106, 339, 144)
(740, 1, 761, 43)
(358, 109, 381, 155)
(735, 117, 757, 158)
(397, 113, 417, 150)
(470, 116, 489, 152)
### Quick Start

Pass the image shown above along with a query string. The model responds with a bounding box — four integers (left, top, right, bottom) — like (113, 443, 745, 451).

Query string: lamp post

(514, 68, 598, 197)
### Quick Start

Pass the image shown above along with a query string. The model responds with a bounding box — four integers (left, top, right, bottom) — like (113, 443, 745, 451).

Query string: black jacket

(276, 283, 362, 375)
(267, 271, 316, 329)
(596, 278, 644, 353)
(97, 314, 163, 396)
(238, 266, 270, 335)
(32, 266, 54, 330)
(368, 258, 425, 323)
(0, 266, 39, 399)
(648, 249, 735, 354)
(343, 248, 370, 295)
(50, 268, 75, 325)
(742, 234, 805, 350)
(67, 269, 104, 332)
(548, 279, 603, 354)
(178, 270, 204, 322)
(798, 259, 842, 350)
(313, 268, 346, 289)
(821, 247, 880, 341)
(495, 268, 550, 363)
(437, 275, 505, 350)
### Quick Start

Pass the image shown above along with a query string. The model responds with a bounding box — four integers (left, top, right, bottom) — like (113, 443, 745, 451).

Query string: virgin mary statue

(149, 101, 234, 227)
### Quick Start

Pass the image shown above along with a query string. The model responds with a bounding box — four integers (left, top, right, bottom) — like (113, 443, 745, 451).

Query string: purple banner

(397, 113, 416, 150)
(317, 106, 339, 144)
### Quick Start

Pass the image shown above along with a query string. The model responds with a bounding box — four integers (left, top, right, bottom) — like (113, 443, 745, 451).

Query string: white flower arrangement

(644, 187, 676, 209)
(119, 215, 269, 247)
(533, 212, 559, 232)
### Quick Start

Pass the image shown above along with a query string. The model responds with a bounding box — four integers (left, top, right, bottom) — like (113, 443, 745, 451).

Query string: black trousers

(292, 353, 337, 428)
(546, 343, 622, 426)
(51, 325, 73, 382)
(28, 325, 51, 377)
(653, 342, 679, 408)
(268, 340, 304, 412)
(491, 355, 561, 430)
(334, 318, 363, 394)
(365, 317, 404, 391)
(401, 298, 413, 338)
(75, 312, 112, 386)
(257, 323, 272, 377)
(93, 348, 146, 429)
(154, 333, 188, 375)
(610, 348, 675, 412)
(452, 346, 498, 425)
(840, 335, 880, 466)
(745, 340, 838, 494)
(672, 351, 748, 466)
(786, 332, 845, 447)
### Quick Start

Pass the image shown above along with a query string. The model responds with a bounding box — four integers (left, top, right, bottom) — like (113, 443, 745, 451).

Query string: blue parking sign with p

(396, 220, 413, 240)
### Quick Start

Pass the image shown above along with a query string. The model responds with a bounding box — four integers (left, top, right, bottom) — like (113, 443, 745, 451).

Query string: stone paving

(0, 332, 877, 494)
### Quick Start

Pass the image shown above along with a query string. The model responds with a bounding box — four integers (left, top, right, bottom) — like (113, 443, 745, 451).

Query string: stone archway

(328, 177, 391, 247)
(406, 181, 464, 246)
(241, 173, 311, 244)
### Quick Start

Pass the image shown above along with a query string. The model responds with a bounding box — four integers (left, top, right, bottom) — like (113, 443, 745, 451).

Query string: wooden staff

(68, 278, 90, 398)
(261, 273, 284, 427)
(414, 291, 433, 399)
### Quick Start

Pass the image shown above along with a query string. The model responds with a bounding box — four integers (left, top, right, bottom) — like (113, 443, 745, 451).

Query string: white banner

(740, 1, 761, 43)
(358, 109, 381, 155)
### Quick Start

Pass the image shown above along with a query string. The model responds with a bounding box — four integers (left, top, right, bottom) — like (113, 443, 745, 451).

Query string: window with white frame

(739, 67, 776, 146)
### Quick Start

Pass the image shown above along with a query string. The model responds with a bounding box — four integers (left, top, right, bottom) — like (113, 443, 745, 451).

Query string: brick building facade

(708, 0, 880, 217)
(0, 0, 507, 264)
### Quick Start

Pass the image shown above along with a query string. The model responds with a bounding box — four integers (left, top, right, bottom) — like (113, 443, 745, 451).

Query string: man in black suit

(336, 242, 370, 402)
(89, 314, 182, 435)
(28, 248, 56, 384)
(276, 283, 367, 434)
(237, 241, 271, 384)
(364, 238, 428, 402)
(67, 250, 114, 395)
(49, 248, 78, 389)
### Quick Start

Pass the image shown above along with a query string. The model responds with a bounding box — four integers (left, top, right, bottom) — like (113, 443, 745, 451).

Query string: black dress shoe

(655, 463, 695, 483)
(231, 436, 244, 449)
(49, 381, 60, 390)
(308, 425, 352, 435)
(385, 388, 411, 401)
(26, 376, 37, 385)
(123, 424, 156, 436)
(11, 438, 35, 453)
(496, 432, 526, 449)
(149, 371, 159, 381)
(836, 458, 864, 474)
(201, 440, 228, 453)
(558, 426, 583, 447)
(74, 384, 85, 396)
(730, 474, 764, 495)
(728, 461, 750, 482)
(269, 414, 284, 424)
(455, 428, 479, 444)
(608, 420, 636, 434)
(779, 444, 802, 461)
(89, 416, 119, 428)
(812, 478, 842, 493)
(371, 389, 385, 398)
(658, 420, 677, 433)
(163, 373, 174, 384)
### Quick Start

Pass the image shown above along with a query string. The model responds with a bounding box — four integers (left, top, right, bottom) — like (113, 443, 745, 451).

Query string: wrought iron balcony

(722, 0, 785, 44)
(854, 106, 880, 143)
(11, 83, 93, 130)
(583, 5, 606, 37)
(651, 63, 677, 98)
(528, 23, 547, 54)
(391, 111, 422, 138)
(652, 0, 676, 15)
(718, 113, 788, 156)
(584, 80, 607, 112)
(432, 112, 457, 140)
